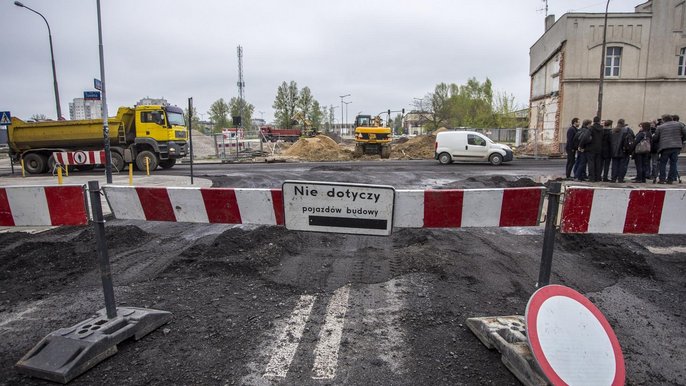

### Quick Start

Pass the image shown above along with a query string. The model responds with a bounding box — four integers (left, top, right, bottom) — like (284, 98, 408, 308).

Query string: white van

(434, 130, 513, 165)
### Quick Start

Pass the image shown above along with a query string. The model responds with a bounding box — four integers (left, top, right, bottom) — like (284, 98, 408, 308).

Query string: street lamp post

(343, 101, 352, 135)
(339, 94, 350, 135)
(14, 1, 62, 120)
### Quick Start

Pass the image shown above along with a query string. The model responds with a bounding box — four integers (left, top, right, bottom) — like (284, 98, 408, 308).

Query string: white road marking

(312, 285, 350, 380)
(263, 294, 316, 378)
(646, 245, 686, 255)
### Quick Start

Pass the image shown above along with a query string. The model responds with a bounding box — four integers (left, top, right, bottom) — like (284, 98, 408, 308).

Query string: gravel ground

(0, 175, 684, 385)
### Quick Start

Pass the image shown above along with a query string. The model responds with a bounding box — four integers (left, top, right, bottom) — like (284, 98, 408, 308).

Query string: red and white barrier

(104, 186, 545, 229)
(0, 185, 88, 226)
(104, 186, 285, 225)
(52, 151, 106, 166)
(394, 187, 545, 228)
(561, 187, 686, 234)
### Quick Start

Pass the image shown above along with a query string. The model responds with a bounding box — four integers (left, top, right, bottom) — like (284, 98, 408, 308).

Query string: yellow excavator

(353, 114, 392, 158)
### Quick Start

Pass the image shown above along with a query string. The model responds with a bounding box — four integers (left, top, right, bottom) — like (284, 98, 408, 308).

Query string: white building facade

(529, 0, 686, 153)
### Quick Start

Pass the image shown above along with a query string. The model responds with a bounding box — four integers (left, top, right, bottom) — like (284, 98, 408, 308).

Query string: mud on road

(1, 176, 685, 385)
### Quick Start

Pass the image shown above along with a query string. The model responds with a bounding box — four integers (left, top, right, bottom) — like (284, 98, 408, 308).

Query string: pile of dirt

(282, 135, 353, 161)
(392, 134, 436, 159)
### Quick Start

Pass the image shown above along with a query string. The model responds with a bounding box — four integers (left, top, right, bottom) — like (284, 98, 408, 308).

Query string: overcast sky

(0, 0, 639, 124)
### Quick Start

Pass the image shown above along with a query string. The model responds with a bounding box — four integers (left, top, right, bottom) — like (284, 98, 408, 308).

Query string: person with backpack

(609, 119, 632, 182)
(632, 122, 652, 183)
(654, 114, 686, 184)
(587, 116, 604, 182)
(619, 119, 635, 180)
(573, 119, 593, 181)
(565, 118, 580, 179)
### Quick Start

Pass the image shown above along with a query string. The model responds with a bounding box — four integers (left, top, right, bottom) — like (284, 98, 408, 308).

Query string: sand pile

(392, 134, 436, 159)
(282, 135, 353, 161)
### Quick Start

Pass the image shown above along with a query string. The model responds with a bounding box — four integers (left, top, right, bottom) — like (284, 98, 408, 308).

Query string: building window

(679, 47, 686, 77)
(604, 47, 622, 77)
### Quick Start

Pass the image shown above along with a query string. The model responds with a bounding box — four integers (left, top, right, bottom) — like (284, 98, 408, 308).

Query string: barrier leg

(129, 163, 133, 185)
(57, 166, 63, 184)
(536, 182, 562, 287)
(21, 158, 25, 177)
(88, 180, 117, 318)
(145, 157, 150, 176)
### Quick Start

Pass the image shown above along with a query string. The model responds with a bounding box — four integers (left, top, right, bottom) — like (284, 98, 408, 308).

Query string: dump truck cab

(130, 105, 188, 169)
(353, 114, 392, 158)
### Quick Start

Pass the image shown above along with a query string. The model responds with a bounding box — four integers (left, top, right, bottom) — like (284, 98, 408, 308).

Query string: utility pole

(597, 0, 611, 118)
(237, 45, 245, 158)
(339, 94, 350, 135)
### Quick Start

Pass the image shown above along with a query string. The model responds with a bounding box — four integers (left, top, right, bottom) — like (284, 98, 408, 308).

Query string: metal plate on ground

(525, 285, 625, 386)
(282, 181, 395, 236)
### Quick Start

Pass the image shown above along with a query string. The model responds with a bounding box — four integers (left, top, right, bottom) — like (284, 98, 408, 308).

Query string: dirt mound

(392, 134, 436, 159)
(282, 135, 353, 161)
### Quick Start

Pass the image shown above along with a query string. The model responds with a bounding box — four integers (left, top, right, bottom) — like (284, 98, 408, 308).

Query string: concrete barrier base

(16, 307, 171, 384)
(466, 315, 548, 386)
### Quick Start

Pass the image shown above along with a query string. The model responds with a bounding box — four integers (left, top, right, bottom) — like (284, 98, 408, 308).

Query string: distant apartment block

(69, 98, 102, 120)
(136, 97, 168, 106)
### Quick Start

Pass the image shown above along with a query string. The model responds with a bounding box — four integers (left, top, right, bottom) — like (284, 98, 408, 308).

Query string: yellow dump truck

(353, 114, 392, 158)
(8, 104, 188, 173)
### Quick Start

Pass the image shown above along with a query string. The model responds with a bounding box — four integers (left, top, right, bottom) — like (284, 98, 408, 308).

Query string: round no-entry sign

(73, 151, 88, 165)
(525, 285, 625, 386)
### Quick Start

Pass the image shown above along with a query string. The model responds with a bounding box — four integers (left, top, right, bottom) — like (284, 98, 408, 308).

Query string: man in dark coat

(654, 114, 686, 184)
(565, 118, 580, 179)
(587, 116, 604, 182)
(574, 119, 593, 181)
(609, 119, 632, 182)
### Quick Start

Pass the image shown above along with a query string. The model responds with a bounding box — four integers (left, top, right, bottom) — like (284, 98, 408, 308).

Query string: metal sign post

(188, 97, 194, 185)
(537, 182, 561, 287)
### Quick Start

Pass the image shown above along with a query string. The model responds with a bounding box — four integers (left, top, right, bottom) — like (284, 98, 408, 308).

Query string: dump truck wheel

(111, 152, 125, 171)
(159, 159, 177, 169)
(380, 145, 391, 159)
(136, 150, 158, 171)
(23, 153, 48, 174)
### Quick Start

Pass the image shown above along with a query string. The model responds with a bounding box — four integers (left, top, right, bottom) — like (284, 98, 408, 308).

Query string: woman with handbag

(633, 122, 652, 183)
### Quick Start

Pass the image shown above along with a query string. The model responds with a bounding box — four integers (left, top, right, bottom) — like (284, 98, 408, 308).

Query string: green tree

(208, 98, 230, 132)
(30, 113, 48, 121)
(493, 91, 521, 128)
(298, 87, 314, 122)
(272, 81, 299, 128)
(228, 97, 255, 130)
(308, 100, 324, 129)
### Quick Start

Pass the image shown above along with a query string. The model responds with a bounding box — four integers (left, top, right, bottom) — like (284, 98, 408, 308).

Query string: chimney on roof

(545, 14, 555, 31)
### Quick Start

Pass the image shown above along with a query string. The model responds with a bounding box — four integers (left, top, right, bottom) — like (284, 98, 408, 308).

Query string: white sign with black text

(282, 181, 395, 236)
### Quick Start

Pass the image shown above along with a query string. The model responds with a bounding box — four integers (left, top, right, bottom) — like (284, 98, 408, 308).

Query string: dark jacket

(601, 128, 612, 158)
(565, 125, 578, 152)
(654, 121, 686, 152)
(610, 128, 628, 158)
(587, 123, 604, 154)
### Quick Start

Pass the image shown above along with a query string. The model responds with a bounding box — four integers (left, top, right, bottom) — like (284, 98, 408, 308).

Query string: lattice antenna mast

(541, 0, 549, 16)
(237, 45, 245, 128)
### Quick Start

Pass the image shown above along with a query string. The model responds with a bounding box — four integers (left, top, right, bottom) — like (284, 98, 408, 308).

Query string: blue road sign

(84, 91, 102, 100)
(0, 111, 11, 126)
(94, 78, 102, 91)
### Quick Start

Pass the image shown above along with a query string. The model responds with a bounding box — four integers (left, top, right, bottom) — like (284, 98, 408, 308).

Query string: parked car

(434, 130, 513, 165)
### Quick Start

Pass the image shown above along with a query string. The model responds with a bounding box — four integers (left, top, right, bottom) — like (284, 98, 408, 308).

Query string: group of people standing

(565, 114, 686, 184)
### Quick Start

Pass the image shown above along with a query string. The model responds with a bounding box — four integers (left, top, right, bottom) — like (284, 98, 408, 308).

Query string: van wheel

(438, 152, 452, 165)
(489, 153, 503, 166)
